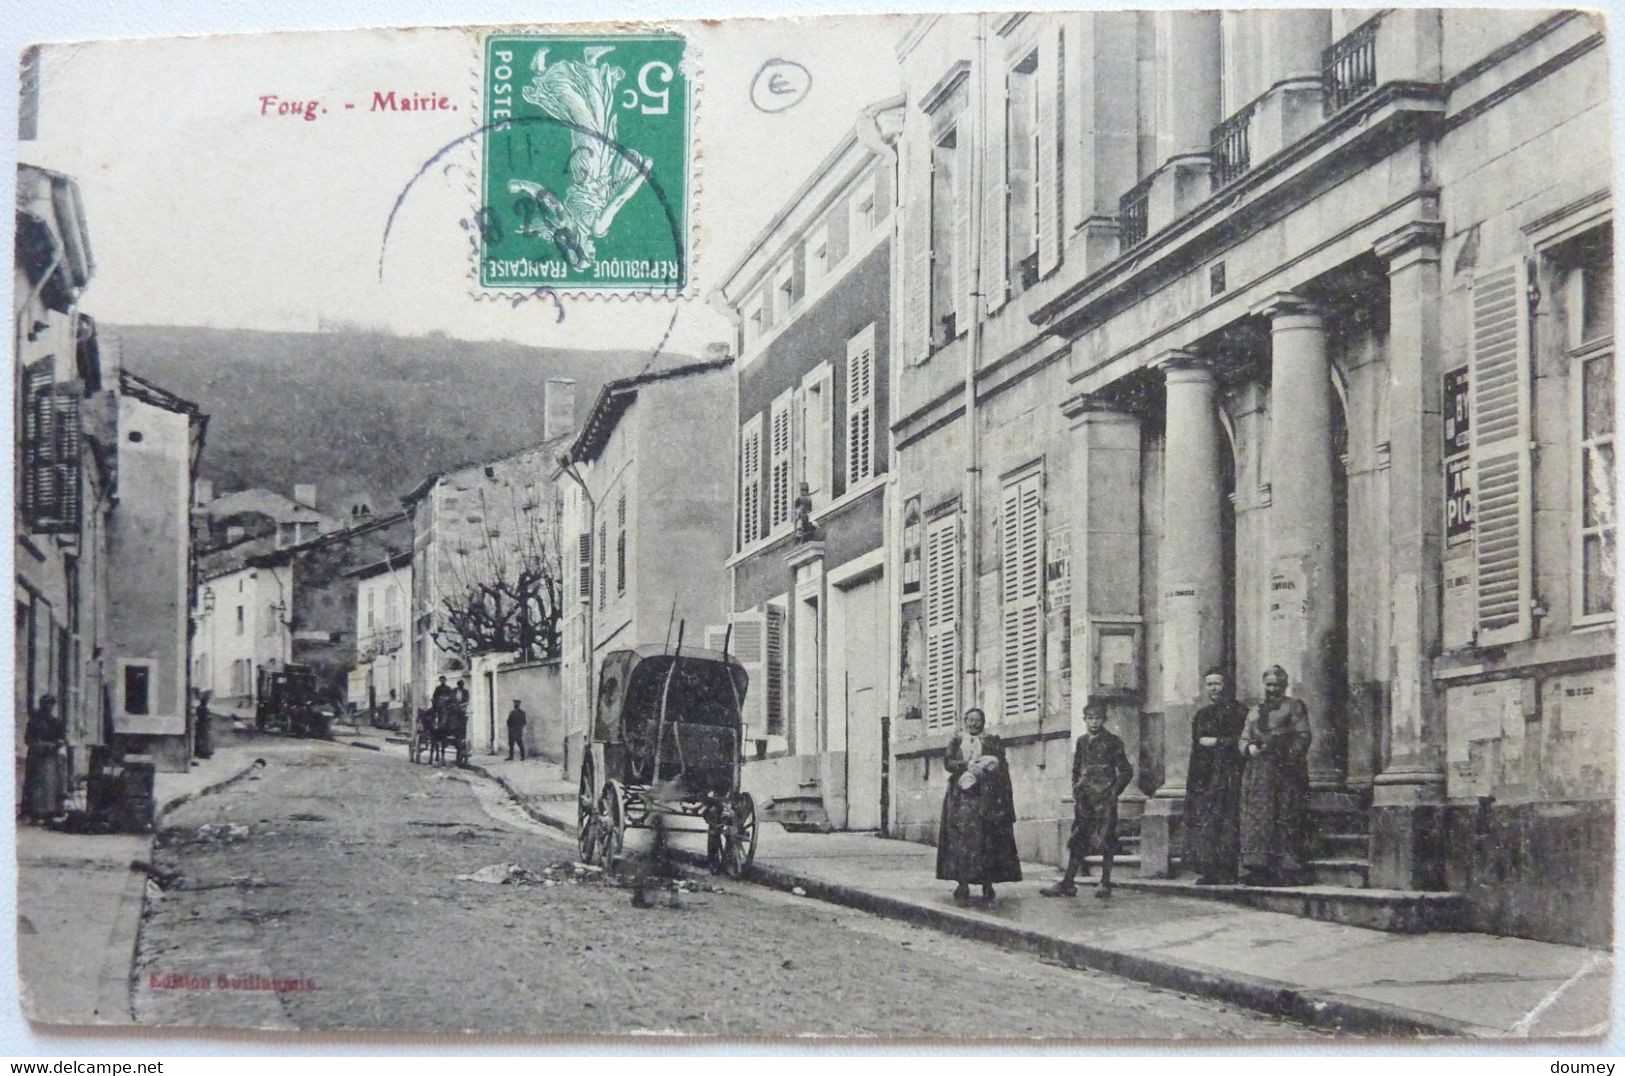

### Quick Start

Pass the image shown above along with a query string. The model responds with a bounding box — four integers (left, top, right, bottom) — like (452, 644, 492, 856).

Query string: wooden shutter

(951, 126, 974, 334)
(577, 533, 592, 600)
(739, 415, 763, 546)
(924, 513, 961, 732)
(902, 129, 933, 366)
(1036, 25, 1064, 277)
(51, 391, 81, 533)
(596, 521, 607, 611)
(22, 357, 56, 532)
(764, 604, 785, 735)
(846, 326, 876, 485)
(769, 395, 793, 530)
(1000, 471, 1044, 723)
(1469, 260, 1534, 646)
(730, 611, 766, 738)
(982, 66, 1009, 315)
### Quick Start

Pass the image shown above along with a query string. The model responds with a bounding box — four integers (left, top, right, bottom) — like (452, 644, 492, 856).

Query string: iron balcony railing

(358, 626, 403, 661)
(1323, 14, 1381, 115)
(1210, 100, 1255, 189)
(1118, 176, 1153, 250)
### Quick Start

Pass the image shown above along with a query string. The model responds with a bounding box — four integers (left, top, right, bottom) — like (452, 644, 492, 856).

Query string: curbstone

(157, 757, 267, 821)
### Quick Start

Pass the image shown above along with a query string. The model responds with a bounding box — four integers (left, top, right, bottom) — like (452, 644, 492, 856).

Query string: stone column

(1157, 11, 1222, 159)
(1370, 218, 1449, 890)
(1264, 10, 1332, 81)
(1254, 292, 1344, 794)
(1148, 11, 1221, 231)
(1061, 393, 1146, 853)
(1141, 351, 1227, 877)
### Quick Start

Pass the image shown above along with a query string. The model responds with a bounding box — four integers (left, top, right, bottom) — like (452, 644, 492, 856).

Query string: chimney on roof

(294, 483, 317, 509)
(194, 478, 214, 508)
(544, 378, 576, 441)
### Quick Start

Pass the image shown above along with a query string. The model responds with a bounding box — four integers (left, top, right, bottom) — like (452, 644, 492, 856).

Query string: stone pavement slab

(466, 755, 1612, 1040)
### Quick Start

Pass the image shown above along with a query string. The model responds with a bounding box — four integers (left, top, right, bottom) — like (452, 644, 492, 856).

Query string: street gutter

(465, 763, 1484, 1039)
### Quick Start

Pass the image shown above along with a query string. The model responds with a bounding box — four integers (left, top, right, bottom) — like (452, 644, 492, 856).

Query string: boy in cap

(1042, 697, 1135, 899)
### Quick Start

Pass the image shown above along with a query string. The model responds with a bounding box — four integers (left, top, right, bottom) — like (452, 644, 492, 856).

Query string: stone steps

(1104, 874, 1468, 933)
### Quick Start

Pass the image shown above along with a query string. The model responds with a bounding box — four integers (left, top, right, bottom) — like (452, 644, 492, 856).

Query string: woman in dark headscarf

(1238, 665, 1313, 886)
(22, 695, 65, 823)
(1184, 667, 1248, 884)
(935, 707, 1022, 904)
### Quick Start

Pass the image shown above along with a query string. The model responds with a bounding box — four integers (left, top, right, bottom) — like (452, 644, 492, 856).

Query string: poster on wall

(1444, 366, 1473, 547)
(898, 599, 924, 724)
(1044, 525, 1071, 719)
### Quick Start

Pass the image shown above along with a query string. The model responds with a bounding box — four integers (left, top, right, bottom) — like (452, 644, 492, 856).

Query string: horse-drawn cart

(576, 638, 758, 878)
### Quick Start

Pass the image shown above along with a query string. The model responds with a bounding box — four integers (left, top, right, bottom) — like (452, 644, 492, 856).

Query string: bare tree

(430, 475, 563, 663)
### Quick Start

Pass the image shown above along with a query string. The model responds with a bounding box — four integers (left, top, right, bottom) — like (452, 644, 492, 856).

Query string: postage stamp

(481, 33, 692, 292)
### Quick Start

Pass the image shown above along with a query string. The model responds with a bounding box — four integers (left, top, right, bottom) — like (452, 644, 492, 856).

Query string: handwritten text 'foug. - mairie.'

(257, 92, 456, 121)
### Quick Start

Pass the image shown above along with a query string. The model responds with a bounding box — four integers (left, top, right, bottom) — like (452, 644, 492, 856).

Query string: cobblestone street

(132, 743, 1318, 1039)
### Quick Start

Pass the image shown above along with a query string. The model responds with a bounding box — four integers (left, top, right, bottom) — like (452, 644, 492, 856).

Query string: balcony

(1117, 176, 1153, 251)
(1323, 14, 1381, 115)
(1210, 101, 1255, 190)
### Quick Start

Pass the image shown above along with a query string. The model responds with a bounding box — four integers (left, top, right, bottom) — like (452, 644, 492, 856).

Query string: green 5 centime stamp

(482, 34, 691, 291)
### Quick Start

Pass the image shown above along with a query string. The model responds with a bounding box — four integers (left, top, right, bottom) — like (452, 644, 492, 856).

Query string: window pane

(124, 665, 151, 715)
(1583, 353, 1614, 438)
(1583, 442, 1615, 529)
(1583, 533, 1616, 616)
(1582, 258, 1614, 345)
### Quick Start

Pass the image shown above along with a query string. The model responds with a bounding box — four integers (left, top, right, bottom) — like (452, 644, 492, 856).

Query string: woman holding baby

(935, 707, 1022, 904)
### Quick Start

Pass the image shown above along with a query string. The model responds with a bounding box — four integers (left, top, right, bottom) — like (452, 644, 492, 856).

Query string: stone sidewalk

(465, 752, 1613, 1041)
(16, 733, 289, 1026)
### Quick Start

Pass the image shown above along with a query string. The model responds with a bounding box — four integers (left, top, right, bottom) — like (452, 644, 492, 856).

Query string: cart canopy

(593, 645, 749, 745)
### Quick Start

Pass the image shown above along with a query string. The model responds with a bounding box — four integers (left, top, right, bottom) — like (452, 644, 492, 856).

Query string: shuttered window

(577, 532, 592, 600)
(596, 521, 607, 612)
(769, 394, 794, 531)
(615, 493, 627, 596)
(739, 415, 763, 548)
(924, 512, 960, 732)
(1000, 469, 1043, 723)
(1469, 261, 1534, 645)
(23, 356, 80, 535)
(930, 128, 961, 348)
(1035, 26, 1064, 277)
(726, 607, 785, 739)
(846, 325, 876, 486)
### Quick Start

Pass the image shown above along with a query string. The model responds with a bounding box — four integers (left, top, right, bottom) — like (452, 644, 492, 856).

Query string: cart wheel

(720, 792, 758, 879)
(576, 762, 597, 863)
(594, 784, 625, 868)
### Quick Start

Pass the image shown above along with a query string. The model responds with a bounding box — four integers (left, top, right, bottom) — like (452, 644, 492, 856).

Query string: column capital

(1151, 348, 1215, 383)
(1061, 390, 1137, 423)
(1373, 219, 1445, 266)
(1250, 290, 1323, 323)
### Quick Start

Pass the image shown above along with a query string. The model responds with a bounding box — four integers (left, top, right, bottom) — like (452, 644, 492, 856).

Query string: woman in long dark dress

(22, 695, 64, 823)
(1183, 668, 1248, 884)
(936, 707, 1022, 903)
(1239, 665, 1313, 886)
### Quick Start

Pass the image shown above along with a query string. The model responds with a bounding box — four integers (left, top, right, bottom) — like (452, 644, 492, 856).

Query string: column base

(1148, 154, 1214, 236)
(1139, 794, 1185, 878)
(1369, 769, 1448, 891)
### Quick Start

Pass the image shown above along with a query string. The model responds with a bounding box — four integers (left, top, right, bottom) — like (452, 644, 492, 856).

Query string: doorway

(840, 573, 885, 831)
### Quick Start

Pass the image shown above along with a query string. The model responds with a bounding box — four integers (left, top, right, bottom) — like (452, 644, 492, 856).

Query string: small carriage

(408, 705, 469, 766)
(577, 639, 758, 878)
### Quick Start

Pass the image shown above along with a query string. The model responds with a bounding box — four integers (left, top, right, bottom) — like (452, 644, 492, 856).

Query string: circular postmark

(749, 59, 811, 114)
